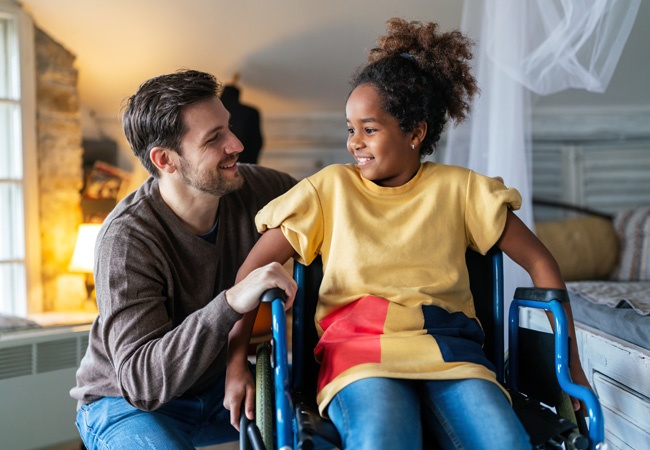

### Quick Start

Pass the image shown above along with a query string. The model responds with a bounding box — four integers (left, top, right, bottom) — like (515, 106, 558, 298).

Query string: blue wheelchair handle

(509, 290, 605, 449)
(261, 287, 286, 304)
(261, 288, 293, 449)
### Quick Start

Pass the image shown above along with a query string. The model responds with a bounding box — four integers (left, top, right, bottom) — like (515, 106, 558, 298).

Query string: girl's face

(345, 83, 422, 187)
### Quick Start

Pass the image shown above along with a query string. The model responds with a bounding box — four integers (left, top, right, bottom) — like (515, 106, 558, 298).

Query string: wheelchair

(240, 248, 606, 450)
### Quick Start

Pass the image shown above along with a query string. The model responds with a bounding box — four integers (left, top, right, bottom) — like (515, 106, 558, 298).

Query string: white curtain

(444, 0, 640, 309)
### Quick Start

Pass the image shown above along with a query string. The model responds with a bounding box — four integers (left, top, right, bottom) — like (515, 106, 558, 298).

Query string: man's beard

(178, 157, 244, 197)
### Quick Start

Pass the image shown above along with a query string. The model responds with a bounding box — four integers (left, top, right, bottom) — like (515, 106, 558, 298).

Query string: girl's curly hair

(351, 18, 478, 157)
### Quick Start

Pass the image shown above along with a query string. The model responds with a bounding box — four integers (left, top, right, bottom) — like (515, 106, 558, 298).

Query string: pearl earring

(411, 143, 415, 150)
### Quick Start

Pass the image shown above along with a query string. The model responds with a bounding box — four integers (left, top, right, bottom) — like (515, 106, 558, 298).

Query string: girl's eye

(365, 127, 376, 134)
(347, 128, 355, 135)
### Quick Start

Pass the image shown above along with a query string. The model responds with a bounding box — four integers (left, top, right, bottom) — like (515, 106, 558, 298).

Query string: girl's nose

(349, 135, 363, 150)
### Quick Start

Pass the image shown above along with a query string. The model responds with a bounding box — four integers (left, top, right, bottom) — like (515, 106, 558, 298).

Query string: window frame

(0, 0, 41, 316)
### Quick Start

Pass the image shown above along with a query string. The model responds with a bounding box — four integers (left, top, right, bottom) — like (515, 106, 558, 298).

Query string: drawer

(576, 324, 650, 399)
(593, 371, 650, 449)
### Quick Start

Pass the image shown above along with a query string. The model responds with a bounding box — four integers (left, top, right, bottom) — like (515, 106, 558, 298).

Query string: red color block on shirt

(315, 295, 389, 392)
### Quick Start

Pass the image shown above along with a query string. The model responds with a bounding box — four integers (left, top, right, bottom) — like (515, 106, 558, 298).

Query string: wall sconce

(68, 223, 102, 311)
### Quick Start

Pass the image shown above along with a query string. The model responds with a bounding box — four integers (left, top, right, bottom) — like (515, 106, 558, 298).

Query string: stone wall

(34, 28, 85, 311)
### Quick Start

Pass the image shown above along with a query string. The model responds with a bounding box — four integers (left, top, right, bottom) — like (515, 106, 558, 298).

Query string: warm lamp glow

(69, 223, 102, 273)
(69, 223, 102, 311)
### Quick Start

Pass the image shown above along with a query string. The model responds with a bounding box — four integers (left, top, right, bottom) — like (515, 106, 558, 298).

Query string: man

(70, 69, 297, 449)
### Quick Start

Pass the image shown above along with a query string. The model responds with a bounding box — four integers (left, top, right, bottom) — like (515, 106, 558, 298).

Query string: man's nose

(226, 133, 244, 155)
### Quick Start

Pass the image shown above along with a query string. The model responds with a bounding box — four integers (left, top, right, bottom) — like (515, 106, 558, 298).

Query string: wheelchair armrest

(509, 291, 605, 448)
(513, 287, 569, 303)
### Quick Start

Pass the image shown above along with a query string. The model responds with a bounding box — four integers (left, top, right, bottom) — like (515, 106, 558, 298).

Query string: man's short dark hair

(121, 69, 221, 176)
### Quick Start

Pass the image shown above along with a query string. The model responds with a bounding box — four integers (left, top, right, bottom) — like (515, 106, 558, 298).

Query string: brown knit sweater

(70, 164, 295, 410)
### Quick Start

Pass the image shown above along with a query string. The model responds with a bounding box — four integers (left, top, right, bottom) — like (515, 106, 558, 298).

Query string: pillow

(535, 216, 619, 281)
(610, 207, 650, 281)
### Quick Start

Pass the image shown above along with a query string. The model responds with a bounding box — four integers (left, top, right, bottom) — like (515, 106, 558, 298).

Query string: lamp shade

(68, 223, 102, 273)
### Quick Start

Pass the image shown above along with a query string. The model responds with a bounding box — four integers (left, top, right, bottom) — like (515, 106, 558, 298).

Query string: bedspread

(567, 281, 650, 316)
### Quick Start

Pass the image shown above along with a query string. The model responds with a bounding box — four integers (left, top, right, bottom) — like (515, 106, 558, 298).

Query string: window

(0, 2, 40, 316)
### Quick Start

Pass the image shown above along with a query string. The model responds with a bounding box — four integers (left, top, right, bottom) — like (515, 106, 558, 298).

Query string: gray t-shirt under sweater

(70, 164, 296, 410)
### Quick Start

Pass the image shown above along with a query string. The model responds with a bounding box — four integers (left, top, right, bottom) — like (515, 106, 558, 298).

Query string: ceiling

(19, 0, 464, 119)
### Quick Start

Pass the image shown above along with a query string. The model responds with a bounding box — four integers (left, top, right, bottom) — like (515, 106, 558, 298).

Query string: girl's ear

(411, 121, 428, 148)
(150, 146, 177, 174)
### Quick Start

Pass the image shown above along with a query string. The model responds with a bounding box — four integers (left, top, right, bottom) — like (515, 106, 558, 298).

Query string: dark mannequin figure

(220, 75, 263, 164)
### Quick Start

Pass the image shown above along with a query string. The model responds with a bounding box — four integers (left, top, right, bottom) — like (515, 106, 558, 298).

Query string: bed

(533, 207, 650, 450)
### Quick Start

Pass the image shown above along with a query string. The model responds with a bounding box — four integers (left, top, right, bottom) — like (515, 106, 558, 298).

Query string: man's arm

(224, 228, 297, 429)
(497, 210, 591, 411)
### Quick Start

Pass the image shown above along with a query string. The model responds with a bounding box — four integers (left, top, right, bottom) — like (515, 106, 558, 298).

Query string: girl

(233, 18, 591, 449)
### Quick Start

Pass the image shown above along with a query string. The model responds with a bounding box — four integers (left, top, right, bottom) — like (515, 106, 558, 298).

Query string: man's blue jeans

(327, 377, 531, 450)
(75, 373, 239, 449)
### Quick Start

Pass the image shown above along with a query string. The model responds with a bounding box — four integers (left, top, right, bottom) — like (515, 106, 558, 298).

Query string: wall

(34, 27, 85, 311)
(91, 2, 650, 181)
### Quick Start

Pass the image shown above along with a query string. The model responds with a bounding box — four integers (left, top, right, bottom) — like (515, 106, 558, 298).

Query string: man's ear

(150, 146, 177, 174)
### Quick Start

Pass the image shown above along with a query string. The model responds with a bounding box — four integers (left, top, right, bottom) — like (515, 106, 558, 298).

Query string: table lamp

(68, 223, 102, 311)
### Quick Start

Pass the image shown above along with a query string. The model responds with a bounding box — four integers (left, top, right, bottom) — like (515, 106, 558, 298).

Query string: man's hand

(224, 359, 255, 431)
(226, 262, 297, 314)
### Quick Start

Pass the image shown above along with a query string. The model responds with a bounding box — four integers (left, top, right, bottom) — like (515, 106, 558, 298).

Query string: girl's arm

(236, 227, 297, 284)
(497, 210, 591, 411)
(224, 228, 297, 429)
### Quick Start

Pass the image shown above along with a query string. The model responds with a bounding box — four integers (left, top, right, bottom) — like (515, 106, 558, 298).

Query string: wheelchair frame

(242, 249, 606, 450)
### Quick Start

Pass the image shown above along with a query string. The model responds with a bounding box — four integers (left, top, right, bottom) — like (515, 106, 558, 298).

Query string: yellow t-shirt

(256, 162, 522, 413)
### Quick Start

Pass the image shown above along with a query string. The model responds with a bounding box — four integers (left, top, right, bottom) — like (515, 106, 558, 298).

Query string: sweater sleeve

(96, 228, 242, 410)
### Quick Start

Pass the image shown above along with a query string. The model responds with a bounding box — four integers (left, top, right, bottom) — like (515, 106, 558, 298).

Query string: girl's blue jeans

(327, 377, 531, 450)
(75, 372, 239, 449)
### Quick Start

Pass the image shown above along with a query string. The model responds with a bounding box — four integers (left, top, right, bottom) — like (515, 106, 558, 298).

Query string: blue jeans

(327, 377, 531, 450)
(75, 372, 239, 449)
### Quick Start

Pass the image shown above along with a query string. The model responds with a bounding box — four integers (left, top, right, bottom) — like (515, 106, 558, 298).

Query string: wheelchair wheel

(256, 342, 274, 449)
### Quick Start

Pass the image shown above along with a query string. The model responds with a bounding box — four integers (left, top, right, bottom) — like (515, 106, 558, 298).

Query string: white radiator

(0, 325, 90, 450)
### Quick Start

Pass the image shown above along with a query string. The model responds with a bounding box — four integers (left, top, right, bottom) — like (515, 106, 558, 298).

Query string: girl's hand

(570, 359, 592, 414)
(224, 359, 255, 430)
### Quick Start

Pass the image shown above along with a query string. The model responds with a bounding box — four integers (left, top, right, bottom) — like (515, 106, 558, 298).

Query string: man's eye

(347, 128, 355, 135)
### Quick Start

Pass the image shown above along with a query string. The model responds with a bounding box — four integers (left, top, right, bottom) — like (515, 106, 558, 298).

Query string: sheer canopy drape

(444, 0, 640, 303)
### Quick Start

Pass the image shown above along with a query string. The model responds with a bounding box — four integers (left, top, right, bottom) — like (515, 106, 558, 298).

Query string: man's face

(176, 97, 245, 196)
